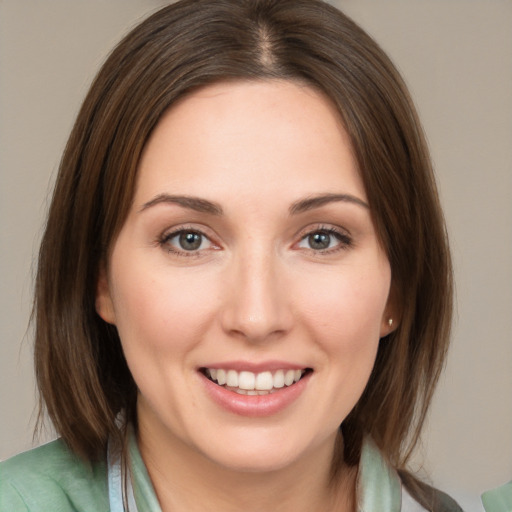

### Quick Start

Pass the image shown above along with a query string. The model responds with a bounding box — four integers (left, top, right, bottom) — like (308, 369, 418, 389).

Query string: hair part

(34, 0, 452, 507)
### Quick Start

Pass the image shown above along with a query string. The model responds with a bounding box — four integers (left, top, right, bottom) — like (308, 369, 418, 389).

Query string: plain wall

(1, 2, 511, 511)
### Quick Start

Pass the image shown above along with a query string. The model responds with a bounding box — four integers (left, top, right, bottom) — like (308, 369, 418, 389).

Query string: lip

(199, 363, 312, 417)
(200, 360, 306, 372)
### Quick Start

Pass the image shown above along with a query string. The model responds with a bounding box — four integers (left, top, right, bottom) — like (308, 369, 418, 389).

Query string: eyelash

(296, 225, 353, 254)
(158, 225, 352, 257)
(158, 226, 217, 258)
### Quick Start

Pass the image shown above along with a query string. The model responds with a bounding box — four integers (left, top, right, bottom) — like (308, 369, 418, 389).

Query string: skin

(96, 80, 395, 512)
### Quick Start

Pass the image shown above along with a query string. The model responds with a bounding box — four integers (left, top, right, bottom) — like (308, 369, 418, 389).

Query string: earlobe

(96, 265, 116, 324)
(380, 286, 400, 338)
(380, 315, 397, 338)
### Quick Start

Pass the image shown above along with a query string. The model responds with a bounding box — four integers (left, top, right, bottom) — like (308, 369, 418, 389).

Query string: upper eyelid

(158, 227, 219, 257)
(160, 224, 215, 239)
(295, 225, 353, 250)
(157, 223, 352, 248)
(158, 225, 218, 249)
(161, 229, 209, 244)
(295, 223, 351, 239)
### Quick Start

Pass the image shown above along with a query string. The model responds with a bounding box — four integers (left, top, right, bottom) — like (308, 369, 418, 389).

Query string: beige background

(1, 1, 511, 510)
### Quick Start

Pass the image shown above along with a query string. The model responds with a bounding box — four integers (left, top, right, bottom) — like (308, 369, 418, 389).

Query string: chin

(206, 448, 302, 474)
(194, 428, 329, 475)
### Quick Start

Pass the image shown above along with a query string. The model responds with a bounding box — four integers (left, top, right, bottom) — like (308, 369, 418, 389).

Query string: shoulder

(0, 439, 109, 512)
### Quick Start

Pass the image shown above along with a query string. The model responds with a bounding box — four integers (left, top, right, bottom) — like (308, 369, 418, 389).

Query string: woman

(0, 0, 459, 510)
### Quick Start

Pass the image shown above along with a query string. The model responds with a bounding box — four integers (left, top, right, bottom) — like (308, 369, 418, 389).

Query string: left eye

(164, 230, 212, 252)
(298, 230, 348, 251)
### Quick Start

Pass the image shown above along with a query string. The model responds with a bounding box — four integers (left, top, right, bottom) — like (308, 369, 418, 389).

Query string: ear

(379, 285, 400, 338)
(95, 264, 116, 325)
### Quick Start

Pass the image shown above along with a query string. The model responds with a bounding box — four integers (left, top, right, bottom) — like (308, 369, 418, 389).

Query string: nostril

(219, 271, 293, 342)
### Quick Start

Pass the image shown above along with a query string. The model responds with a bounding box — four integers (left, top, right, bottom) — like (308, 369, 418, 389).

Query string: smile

(203, 368, 310, 395)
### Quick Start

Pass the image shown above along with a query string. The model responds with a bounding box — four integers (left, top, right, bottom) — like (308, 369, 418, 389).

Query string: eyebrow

(139, 192, 368, 216)
(139, 194, 223, 215)
(289, 193, 369, 214)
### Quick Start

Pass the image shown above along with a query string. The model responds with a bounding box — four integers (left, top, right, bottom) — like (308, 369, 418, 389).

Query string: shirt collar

(126, 430, 402, 512)
(356, 437, 402, 512)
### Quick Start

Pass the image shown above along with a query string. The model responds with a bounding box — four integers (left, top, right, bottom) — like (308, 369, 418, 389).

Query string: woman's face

(97, 80, 394, 472)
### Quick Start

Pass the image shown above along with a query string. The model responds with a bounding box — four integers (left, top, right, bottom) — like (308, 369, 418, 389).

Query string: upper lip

(199, 360, 310, 372)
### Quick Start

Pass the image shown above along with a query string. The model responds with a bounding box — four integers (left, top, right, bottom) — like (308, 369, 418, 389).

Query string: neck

(136, 412, 357, 512)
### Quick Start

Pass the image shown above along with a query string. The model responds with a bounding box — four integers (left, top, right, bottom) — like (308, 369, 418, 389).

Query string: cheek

(109, 260, 220, 359)
(296, 264, 390, 347)
(294, 266, 389, 421)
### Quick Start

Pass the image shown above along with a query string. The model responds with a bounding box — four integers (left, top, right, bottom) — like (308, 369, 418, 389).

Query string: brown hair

(35, 0, 452, 503)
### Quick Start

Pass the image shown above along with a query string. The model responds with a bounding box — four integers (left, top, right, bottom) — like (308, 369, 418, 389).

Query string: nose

(220, 248, 293, 343)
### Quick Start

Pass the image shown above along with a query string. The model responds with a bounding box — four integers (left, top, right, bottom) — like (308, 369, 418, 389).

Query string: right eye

(160, 229, 215, 255)
(296, 226, 352, 254)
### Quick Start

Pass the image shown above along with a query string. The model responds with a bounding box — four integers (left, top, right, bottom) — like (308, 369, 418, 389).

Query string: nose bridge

(221, 241, 291, 342)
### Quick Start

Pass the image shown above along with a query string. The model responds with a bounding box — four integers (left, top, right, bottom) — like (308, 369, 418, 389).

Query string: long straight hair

(34, 0, 452, 506)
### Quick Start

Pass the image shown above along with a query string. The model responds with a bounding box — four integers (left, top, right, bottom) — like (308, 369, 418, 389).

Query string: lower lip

(201, 372, 311, 417)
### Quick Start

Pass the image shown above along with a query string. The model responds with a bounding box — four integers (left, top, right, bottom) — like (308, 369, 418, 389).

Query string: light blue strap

(108, 440, 138, 512)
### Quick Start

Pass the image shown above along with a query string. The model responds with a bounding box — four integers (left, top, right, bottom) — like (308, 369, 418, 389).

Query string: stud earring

(387, 318, 393, 327)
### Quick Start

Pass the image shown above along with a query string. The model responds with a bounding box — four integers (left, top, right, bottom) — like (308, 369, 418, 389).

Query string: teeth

(284, 369, 295, 386)
(226, 370, 238, 387)
(216, 369, 226, 385)
(206, 368, 305, 391)
(273, 370, 285, 388)
(239, 371, 255, 390)
(255, 371, 273, 390)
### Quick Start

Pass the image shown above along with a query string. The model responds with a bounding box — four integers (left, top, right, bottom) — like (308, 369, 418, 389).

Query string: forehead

(135, 79, 365, 207)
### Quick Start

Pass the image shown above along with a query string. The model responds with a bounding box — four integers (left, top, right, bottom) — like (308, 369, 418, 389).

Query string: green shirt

(481, 481, 512, 512)
(0, 438, 109, 511)
(0, 431, 161, 512)
(1, 432, 457, 511)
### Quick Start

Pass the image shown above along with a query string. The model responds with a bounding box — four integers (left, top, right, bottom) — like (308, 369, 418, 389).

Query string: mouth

(201, 368, 313, 396)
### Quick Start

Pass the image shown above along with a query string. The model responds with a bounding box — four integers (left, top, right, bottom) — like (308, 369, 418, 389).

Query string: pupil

(309, 232, 330, 250)
(179, 232, 201, 250)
